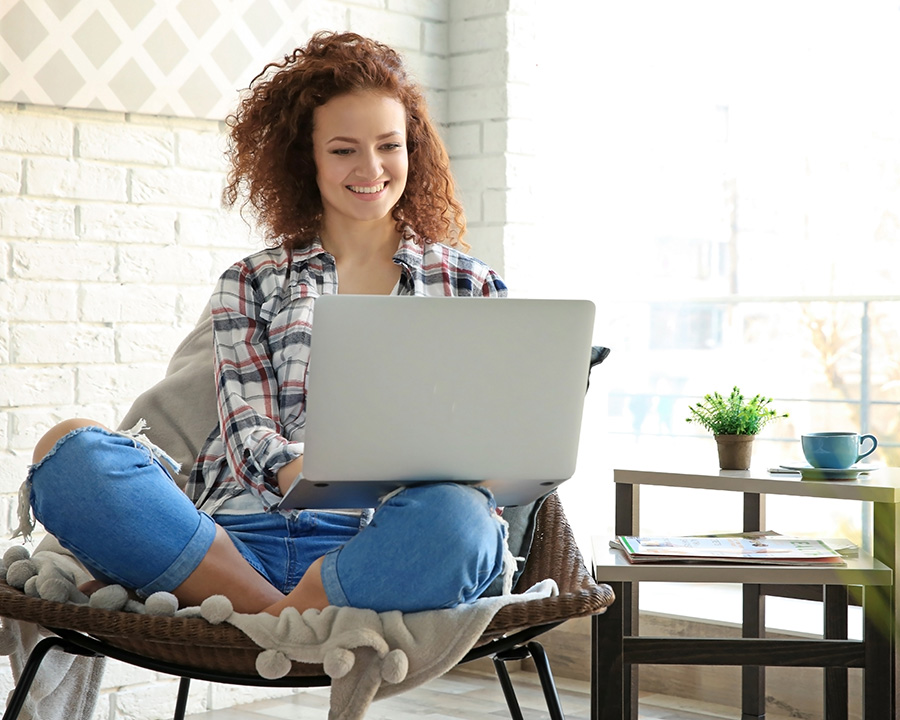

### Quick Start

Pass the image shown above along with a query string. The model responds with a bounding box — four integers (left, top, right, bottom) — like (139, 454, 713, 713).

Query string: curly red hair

(224, 31, 467, 250)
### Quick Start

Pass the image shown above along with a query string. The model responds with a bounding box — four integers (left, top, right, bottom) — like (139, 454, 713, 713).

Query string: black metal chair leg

(2, 636, 98, 720)
(173, 676, 191, 720)
(492, 654, 526, 720)
(491, 642, 566, 720)
(527, 641, 566, 720)
(3, 637, 65, 720)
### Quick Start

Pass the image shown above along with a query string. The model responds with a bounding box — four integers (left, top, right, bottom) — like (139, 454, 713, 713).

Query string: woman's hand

(276, 455, 305, 496)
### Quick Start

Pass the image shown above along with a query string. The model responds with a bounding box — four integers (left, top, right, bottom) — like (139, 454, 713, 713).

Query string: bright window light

(529, 1, 900, 564)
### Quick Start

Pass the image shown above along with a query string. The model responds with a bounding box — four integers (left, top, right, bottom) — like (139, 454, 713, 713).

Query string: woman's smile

(346, 182, 387, 197)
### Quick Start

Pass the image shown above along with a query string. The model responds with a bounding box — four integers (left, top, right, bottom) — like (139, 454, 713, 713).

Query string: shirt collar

(289, 233, 428, 295)
(290, 233, 423, 265)
(290, 237, 330, 264)
(392, 233, 425, 270)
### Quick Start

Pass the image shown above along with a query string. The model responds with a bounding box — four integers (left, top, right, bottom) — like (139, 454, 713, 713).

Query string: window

(530, 1, 900, 628)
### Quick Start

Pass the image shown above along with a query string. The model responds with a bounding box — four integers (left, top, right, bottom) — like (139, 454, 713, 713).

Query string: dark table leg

(863, 581, 892, 719)
(742, 583, 765, 720)
(742, 492, 766, 719)
(614, 483, 640, 720)
(593, 581, 626, 720)
(872, 500, 898, 718)
(615, 482, 639, 537)
(824, 585, 849, 720)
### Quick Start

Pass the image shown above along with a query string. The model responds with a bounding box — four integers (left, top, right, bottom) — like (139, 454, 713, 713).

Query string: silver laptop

(278, 295, 596, 509)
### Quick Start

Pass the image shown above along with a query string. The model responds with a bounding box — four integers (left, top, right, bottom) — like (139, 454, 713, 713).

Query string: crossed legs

(29, 420, 506, 616)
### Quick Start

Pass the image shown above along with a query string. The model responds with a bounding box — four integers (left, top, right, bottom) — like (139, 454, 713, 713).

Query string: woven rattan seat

(0, 492, 614, 719)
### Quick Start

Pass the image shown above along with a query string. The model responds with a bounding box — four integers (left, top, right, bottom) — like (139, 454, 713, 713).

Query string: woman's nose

(356, 150, 382, 180)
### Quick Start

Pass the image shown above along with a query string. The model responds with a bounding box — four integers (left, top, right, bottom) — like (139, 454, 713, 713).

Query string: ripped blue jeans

(27, 426, 509, 612)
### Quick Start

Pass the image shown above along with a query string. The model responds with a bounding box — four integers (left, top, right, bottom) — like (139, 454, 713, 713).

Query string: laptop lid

(279, 295, 596, 509)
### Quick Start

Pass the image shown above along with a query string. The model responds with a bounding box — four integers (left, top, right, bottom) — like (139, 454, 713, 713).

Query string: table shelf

(593, 543, 893, 587)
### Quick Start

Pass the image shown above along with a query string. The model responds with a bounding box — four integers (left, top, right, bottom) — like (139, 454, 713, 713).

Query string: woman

(27, 32, 509, 616)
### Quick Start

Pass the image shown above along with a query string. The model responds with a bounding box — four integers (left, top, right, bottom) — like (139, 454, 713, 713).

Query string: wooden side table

(590, 465, 900, 720)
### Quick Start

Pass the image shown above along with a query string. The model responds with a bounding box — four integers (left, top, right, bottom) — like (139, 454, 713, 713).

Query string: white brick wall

(446, 0, 537, 281)
(0, 2, 534, 717)
(0, 103, 257, 504)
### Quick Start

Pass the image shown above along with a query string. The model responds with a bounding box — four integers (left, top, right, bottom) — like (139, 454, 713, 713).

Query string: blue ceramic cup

(801, 432, 878, 469)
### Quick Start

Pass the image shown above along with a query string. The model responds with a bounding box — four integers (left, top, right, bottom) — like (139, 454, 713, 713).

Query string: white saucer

(779, 463, 875, 481)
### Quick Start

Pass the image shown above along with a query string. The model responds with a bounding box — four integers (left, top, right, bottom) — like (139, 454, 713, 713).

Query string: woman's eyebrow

(325, 130, 403, 144)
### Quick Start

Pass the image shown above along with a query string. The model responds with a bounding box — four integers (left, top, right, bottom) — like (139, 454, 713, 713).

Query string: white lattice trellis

(0, 0, 312, 119)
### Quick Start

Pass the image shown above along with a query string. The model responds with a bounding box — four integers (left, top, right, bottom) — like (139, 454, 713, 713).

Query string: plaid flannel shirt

(186, 235, 507, 516)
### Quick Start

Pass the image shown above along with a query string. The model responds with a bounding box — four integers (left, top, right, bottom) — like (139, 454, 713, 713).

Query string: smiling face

(312, 91, 409, 235)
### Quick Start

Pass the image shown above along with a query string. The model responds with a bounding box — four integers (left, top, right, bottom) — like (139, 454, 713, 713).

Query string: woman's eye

(381, 143, 403, 151)
(330, 148, 353, 156)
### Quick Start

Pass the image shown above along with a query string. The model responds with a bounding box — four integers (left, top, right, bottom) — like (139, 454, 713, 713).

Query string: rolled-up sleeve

(481, 269, 507, 297)
(213, 261, 301, 507)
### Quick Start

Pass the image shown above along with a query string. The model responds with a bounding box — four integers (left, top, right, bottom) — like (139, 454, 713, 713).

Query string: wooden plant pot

(714, 434, 755, 470)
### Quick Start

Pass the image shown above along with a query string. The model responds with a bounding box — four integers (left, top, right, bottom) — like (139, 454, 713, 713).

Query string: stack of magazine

(611, 532, 852, 566)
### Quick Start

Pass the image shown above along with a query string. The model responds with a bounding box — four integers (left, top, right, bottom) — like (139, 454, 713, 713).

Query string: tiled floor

(183, 667, 793, 719)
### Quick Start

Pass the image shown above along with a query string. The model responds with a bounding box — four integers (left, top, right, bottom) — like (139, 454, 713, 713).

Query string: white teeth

(348, 183, 385, 194)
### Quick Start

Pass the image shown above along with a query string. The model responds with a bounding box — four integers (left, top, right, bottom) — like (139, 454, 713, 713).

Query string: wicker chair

(0, 491, 614, 720)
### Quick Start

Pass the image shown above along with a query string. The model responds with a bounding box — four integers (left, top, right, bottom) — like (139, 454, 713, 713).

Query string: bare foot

(263, 556, 329, 616)
(78, 579, 107, 596)
(78, 579, 140, 602)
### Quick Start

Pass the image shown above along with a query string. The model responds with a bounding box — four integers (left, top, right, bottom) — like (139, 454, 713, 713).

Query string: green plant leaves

(685, 386, 788, 436)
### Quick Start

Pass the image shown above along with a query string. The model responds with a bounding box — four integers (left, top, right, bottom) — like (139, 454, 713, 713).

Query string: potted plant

(686, 386, 788, 470)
